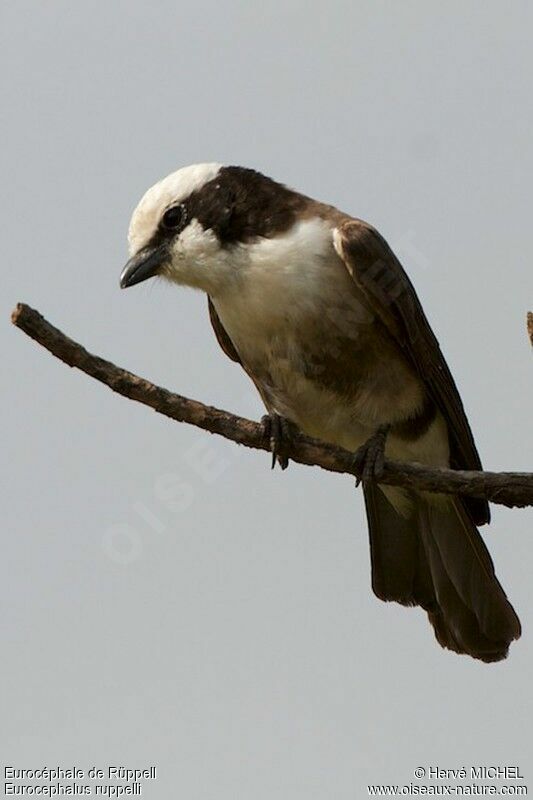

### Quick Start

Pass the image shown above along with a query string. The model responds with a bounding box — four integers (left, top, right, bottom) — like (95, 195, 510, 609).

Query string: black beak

(120, 244, 169, 289)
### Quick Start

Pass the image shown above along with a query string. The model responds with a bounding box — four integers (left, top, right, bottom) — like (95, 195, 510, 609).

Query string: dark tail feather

(363, 484, 521, 662)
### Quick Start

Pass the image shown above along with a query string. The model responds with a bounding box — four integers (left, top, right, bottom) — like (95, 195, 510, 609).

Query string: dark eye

(161, 205, 186, 231)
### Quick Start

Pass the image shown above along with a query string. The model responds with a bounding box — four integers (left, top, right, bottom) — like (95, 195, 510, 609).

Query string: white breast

(211, 218, 379, 447)
(212, 217, 449, 471)
(216, 218, 375, 345)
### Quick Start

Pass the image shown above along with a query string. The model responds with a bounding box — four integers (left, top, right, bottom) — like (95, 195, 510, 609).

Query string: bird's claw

(261, 413, 295, 470)
(352, 424, 390, 486)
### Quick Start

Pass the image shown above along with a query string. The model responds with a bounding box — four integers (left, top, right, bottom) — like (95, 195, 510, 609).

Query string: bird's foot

(261, 412, 296, 470)
(352, 424, 391, 486)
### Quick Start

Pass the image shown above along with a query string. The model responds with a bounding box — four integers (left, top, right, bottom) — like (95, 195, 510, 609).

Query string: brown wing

(208, 296, 242, 364)
(335, 218, 489, 526)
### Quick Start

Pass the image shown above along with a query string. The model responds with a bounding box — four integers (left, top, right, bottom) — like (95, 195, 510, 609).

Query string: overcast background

(2, 1, 532, 797)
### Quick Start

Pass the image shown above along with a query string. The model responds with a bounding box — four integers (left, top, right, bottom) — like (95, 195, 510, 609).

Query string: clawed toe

(352, 424, 390, 486)
(261, 413, 295, 470)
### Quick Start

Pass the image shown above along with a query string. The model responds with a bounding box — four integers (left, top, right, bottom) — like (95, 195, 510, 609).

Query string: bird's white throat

(209, 217, 338, 332)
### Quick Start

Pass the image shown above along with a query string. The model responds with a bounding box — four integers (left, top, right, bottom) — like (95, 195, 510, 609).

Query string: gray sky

(2, 1, 532, 797)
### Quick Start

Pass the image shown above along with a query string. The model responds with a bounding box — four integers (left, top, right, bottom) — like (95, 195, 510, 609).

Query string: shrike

(120, 163, 520, 661)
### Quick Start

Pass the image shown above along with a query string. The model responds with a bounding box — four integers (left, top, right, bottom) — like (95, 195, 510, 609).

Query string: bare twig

(11, 302, 533, 510)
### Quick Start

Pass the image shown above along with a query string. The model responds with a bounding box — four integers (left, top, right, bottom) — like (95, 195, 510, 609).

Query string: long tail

(363, 484, 521, 662)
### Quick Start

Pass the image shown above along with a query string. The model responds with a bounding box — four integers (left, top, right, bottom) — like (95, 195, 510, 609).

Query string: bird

(120, 163, 521, 662)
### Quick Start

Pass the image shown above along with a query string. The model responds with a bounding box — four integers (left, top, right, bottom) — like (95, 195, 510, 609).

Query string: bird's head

(120, 163, 309, 296)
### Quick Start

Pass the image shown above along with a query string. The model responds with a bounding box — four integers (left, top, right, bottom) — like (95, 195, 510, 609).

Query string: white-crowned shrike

(120, 163, 520, 661)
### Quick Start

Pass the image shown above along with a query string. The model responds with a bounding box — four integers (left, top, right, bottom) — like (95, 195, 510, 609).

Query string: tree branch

(11, 302, 533, 510)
